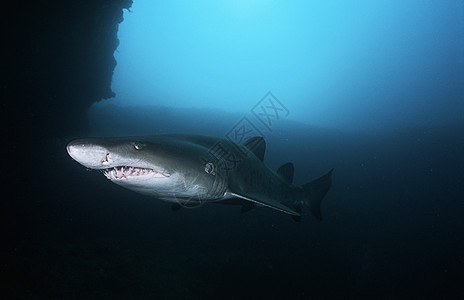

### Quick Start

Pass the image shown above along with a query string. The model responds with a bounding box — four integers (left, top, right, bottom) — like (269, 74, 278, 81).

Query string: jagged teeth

(104, 166, 160, 179)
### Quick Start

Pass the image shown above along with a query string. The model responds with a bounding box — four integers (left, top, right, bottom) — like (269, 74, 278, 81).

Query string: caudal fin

(301, 168, 334, 220)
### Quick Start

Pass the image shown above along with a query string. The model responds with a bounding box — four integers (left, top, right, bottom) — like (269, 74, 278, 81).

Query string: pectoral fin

(227, 191, 300, 216)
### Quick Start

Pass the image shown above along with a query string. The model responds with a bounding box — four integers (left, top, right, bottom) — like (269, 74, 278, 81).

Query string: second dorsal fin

(243, 137, 266, 161)
(277, 162, 294, 184)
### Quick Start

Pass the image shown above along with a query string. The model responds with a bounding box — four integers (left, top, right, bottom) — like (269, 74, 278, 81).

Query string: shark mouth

(104, 166, 169, 180)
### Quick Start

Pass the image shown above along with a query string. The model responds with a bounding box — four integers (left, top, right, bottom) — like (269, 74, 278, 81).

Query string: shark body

(67, 134, 333, 220)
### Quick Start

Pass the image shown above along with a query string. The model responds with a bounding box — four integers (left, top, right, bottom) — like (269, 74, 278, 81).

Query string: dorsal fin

(277, 162, 294, 184)
(243, 137, 266, 161)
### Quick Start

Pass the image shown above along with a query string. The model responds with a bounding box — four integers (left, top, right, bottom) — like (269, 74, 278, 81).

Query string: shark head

(66, 136, 227, 204)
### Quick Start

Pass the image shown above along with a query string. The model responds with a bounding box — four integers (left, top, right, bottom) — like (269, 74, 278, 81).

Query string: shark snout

(67, 140, 110, 169)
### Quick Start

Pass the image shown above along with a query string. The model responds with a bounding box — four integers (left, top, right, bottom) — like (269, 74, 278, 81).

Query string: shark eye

(133, 142, 144, 150)
(204, 162, 216, 175)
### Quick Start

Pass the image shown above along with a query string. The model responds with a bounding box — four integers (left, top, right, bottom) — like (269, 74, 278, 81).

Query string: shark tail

(297, 168, 334, 220)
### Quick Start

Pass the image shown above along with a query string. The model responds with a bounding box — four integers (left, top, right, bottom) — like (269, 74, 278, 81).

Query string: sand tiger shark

(66, 134, 333, 220)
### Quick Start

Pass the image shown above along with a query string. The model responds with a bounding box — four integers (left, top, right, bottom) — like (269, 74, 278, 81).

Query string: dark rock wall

(3, 0, 132, 234)
(2, 1, 132, 294)
(4, 0, 133, 139)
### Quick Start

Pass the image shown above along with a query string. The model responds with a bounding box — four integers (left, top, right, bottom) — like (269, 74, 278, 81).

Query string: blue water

(107, 0, 463, 132)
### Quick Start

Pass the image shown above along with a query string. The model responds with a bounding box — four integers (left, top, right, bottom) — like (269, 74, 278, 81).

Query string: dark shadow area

(4, 104, 464, 298)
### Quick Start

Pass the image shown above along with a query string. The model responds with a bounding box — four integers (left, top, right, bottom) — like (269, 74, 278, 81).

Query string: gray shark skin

(67, 134, 333, 220)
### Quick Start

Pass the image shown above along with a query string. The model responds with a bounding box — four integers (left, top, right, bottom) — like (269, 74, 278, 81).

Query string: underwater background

(4, 0, 464, 298)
